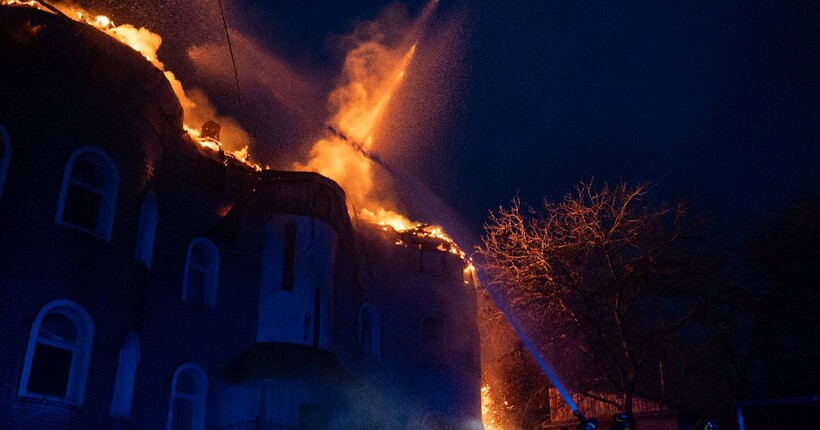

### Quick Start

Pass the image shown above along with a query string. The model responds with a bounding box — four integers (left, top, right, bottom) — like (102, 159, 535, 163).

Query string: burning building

(0, 4, 481, 430)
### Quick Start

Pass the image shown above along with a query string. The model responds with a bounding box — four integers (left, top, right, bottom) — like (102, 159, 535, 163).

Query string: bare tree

(478, 180, 723, 415)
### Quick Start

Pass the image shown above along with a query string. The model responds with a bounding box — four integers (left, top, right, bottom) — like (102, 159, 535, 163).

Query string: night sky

(85, 0, 820, 247)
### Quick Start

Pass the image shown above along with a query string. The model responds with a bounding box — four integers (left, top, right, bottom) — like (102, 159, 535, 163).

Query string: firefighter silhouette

(576, 418, 598, 430)
(610, 412, 635, 430)
(703, 421, 719, 430)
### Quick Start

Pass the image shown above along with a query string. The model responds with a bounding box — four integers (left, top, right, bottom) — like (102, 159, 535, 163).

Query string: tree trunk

(624, 391, 637, 430)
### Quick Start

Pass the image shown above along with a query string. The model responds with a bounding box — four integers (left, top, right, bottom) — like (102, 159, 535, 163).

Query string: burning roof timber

(1, 1, 469, 262)
(1, 1, 254, 164)
(0, 4, 183, 142)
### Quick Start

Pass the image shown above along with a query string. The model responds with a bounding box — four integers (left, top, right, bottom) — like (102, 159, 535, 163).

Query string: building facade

(0, 6, 481, 430)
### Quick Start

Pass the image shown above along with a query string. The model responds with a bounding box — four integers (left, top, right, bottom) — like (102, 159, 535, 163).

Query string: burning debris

(2, 0, 45, 11)
(292, 1, 468, 260)
(2, 0, 467, 259)
(3, 1, 492, 427)
(293, 39, 420, 234)
(200, 120, 221, 141)
(376, 223, 464, 257)
(481, 384, 510, 430)
(2, 0, 254, 166)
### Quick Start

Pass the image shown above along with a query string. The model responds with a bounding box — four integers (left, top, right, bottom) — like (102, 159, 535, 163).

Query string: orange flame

(3, 0, 254, 165)
(332, 43, 417, 145)
(482, 384, 507, 430)
(293, 3, 463, 252)
(294, 41, 417, 214)
(2, 1, 42, 10)
(293, 40, 461, 251)
(6, 0, 461, 250)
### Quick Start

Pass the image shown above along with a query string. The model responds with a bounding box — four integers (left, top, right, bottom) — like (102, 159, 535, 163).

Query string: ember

(377, 223, 465, 258)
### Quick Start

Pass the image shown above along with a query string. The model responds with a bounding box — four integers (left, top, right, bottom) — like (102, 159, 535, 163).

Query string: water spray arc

(477, 272, 596, 428)
(3, 1, 578, 427)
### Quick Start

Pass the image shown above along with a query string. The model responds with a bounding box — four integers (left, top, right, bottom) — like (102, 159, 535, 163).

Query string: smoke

(290, 1, 444, 232)
(180, 87, 252, 156)
(51, 0, 470, 239)
(35, 0, 468, 231)
(182, 0, 471, 241)
(43, 0, 255, 156)
(187, 30, 324, 136)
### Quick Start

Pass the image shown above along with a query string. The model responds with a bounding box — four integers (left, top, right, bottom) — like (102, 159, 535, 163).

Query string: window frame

(55, 146, 120, 241)
(182, 238, 220, 309)
(0, 124, 11, 200)
(166, 363, 208, 430)
(18, 299, 95, 405)
(110, 331, 140, 418)
(135, 192, 159, 268)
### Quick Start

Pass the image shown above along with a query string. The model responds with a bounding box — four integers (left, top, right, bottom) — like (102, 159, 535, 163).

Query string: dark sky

(431, 0, 819, 244)
(83, 0, 820, 246)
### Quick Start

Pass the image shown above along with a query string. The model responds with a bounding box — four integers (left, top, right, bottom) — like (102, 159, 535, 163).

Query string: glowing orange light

(482, 384, 506, 430)
(2, 0, 256, 167)
(4, 0, 462, 253)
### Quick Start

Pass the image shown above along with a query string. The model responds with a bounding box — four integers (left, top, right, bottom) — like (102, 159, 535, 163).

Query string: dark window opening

(184, 239, 219, 308)
(27, 312, 78, 397)
(169, 366, 206, 430)
(171, 398, 194, 430)
(176, 371, 197, 395)
(186, 269, 206, 303)
(56, 150, 118, 241)
(190, 247, 206, 267)
(282, 222, 297, 290)
(62, 184, 101, 231)
(135, 194, 159, 267)
(28, 344, 72, 397)
(71, 159, 103, 188)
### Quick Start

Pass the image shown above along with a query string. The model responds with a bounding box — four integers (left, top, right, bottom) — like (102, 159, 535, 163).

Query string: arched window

(183, 238, 219, 308)
(282, 221, 297, 290)
(0, 124, 11, 199)
(19, 300, 94, 404)
(135, 193, 159, 267)
(111, 332, 140, 418)
(359, 303, 381, 360)
(167, 363, 208, 430)
(55, 146, 119, 240)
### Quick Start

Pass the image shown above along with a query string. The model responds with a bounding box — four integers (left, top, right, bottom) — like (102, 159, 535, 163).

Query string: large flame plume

(4, 0, 463, 248)
(5, 0, 494, 426)
(292, 0, 461, 249)
(294, 40, 418, 231)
